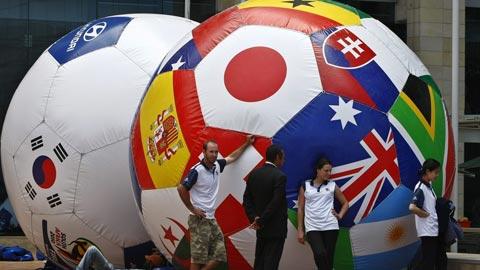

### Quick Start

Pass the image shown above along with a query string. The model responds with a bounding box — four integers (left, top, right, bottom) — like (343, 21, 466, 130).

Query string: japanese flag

(194, 25, 323, 137)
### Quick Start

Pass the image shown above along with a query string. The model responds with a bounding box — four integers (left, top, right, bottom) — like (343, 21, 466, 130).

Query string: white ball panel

(116, 15, 198, 76)
(45, 47, 150, 153)
(75, 139, 149, 248)
(141, 188, 189, 262)
(1, 52, 59, 156)
(1, 151, 34, 241)
(361, 18, 430, 78)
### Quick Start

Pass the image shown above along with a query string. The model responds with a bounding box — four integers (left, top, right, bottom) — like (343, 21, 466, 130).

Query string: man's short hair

(266, 144, 283, 162)
(203, 140, 218, 151)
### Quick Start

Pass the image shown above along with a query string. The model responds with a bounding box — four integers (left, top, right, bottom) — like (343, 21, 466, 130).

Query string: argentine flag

(350, 185, 420, 270)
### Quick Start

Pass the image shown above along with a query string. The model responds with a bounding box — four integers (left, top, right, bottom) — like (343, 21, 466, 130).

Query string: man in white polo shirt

(177, 135, 254, 270)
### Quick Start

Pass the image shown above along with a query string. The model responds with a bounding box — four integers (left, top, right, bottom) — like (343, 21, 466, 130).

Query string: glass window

(28, 1, 86, 65)
(336, 0, 406, 41)
(463, 143, 480, 228)
(96, 0, 184, 18)
(162, 0, 185, 17)
(190, 0, 215, 22)
(465, 6, 480, 115)
(0, 0, 29, 204)
(216, 0, 240, 13)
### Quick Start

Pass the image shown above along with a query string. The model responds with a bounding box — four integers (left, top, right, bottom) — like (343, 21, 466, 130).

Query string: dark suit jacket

(243, 163, 287, 238)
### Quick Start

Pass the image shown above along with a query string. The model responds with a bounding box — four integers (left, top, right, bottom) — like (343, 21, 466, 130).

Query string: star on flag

(161, 225, 179, 247)
(283, 0, 314, 8)
(291, 199, 299, 209)
(171, 56, 185, 70)
(330, 97, 361, 129)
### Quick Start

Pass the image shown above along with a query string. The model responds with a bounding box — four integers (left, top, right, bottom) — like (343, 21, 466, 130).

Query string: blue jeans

(76, 246, 114, 270)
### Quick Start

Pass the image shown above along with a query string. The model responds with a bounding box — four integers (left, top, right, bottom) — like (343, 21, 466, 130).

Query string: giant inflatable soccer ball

(131, 1, 456, 269)
(1, 14, 197, 269)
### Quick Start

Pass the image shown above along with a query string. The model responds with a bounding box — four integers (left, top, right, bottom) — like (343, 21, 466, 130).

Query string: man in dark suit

(243, 144, 287, 270)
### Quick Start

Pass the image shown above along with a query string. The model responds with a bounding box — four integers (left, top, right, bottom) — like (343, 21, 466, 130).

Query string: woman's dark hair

(313, 157, 332, 179)
(316, 157, 332, 170)
(419, 158, 441, 176)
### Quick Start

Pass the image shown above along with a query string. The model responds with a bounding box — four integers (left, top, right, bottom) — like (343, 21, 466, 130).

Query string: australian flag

(273, 93, 401, 227)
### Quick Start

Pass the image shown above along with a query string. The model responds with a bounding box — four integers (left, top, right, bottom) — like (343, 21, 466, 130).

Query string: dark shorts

(188, 215, 227, 264)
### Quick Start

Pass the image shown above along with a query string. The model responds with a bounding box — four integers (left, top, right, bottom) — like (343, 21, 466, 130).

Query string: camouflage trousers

(188, 215, 227, 264)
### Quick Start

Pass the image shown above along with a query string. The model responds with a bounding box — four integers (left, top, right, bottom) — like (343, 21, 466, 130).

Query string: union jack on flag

(330, 128, 401, 223)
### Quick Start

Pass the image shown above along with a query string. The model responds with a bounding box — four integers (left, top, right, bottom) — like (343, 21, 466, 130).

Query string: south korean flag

(13, 124, 80, 214)
(194, 25, 323, 137)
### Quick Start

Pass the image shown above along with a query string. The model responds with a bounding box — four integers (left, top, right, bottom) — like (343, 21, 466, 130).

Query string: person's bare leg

(201, 260, 220, 270)
(191, 263, 203, 270)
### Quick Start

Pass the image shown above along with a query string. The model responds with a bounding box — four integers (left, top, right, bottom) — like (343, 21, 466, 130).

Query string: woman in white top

(297, 158, 349, 270)
(409, 158, 447, 270)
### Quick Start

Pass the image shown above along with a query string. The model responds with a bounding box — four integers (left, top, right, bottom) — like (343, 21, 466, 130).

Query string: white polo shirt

(303, 180, 339, 232)
(412, 181, 438, 237)
(182, 159, 226, 219)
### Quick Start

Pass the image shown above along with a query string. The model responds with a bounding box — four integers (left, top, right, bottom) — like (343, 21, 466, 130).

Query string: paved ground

(0, 260, 46, 270)
(0, 235, 46, 270)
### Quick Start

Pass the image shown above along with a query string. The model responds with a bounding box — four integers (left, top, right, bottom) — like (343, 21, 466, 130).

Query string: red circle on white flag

(224, 46, 286, 102)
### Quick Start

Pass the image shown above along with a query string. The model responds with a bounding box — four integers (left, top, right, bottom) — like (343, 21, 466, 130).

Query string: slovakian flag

(311, 26, 408, 113)
(322, 28, 376, 69)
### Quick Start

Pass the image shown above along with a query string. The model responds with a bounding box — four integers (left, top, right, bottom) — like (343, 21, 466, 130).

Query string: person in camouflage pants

(177, 136, 254, 270)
